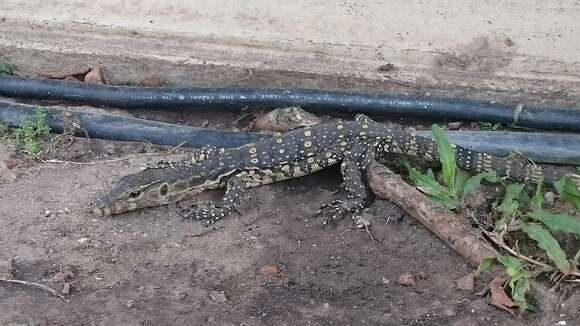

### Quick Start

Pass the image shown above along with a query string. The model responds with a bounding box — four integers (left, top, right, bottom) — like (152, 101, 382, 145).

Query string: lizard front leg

(183, 173, 247, 224)
(317, 144, 373, 226)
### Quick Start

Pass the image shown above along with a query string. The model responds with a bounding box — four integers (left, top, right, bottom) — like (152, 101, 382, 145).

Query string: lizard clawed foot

(182, 203, 228, 224)
(314, 197, 365, 227)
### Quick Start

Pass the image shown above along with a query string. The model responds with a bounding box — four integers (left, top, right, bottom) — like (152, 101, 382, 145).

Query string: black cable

(1, 75, 579, 131)
(0, 101, 269, 148)
(1, 101, 579, 164)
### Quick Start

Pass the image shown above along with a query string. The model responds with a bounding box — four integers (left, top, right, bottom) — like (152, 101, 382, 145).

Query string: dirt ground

(0, 111, 579, 326)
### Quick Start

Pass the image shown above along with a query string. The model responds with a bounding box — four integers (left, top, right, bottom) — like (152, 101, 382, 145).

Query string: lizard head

(92, 160, 226, 216)
(93, 167, 176, 216)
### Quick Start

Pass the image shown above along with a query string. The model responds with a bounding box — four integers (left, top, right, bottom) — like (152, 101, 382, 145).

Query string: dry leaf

(488, 277, 517, 315)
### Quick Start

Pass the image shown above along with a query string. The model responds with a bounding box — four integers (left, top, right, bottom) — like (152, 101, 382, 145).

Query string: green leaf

(529, 210, 580, 237)
(573, 249, 580, 271)
(494, 216, 507, 233)
(454, 171, 467, 197)
(511, 277, 533, 312)
(431, 124, 456, 192)
(554, 176, 580, 210)
(427, 168, 436, 180)
(475, 257, 495, 277)
(530, 182, 544, 211)
(496, 255, 525, 280)
(0, 63, 16, 75)
(404, 162, 457, 210)
(497, 183, 526, 217)
(522, 223, 571, 273)
(462, 171, 498, 198)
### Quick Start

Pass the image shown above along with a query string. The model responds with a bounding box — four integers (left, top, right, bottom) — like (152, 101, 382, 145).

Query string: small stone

(442, 309, 456, 317)
(126, 299, 135, 308)
(44, 210, 51, 217)
(382, 277, 390, 285)
(397, 274, 416, 287)
(260, 265, 279, 277)
(77, 237, 90, 244)
(208, 290, 228, 303)
(377, 63, 395, 72)
(544, 191, 555, 206)
(61, 283, 71, 295)
(3, 159, 17, 170)
(64, 208, 70, 214)
(456, 273, 475, 291)
(84, 67, 104, 84)
(0, 258, 15, 278)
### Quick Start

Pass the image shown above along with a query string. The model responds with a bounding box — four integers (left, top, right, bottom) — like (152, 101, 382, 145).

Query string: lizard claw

(315, 198, 365, 227)
(183, 203, 228, 224)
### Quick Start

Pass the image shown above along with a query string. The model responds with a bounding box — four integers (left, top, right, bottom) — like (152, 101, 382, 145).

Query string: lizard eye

(159, 184, 168, 196)
(129, 190, 141, 198)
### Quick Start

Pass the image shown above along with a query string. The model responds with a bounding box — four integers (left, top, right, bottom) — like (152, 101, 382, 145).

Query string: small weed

(477, 255, 533, 312)
(0, 63, 16, 75)
(404, 124, 497, 210)
(404, 124, 580, 313)
(11, 107, 51, 158)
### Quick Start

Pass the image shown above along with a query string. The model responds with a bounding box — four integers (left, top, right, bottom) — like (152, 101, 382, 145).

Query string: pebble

(442, 309, 456, 317)
(455, 273, 474, 291)
(260, 265, 279, 277)
(397, 274, 416, 287)
(544, 191, 555, 206)
(84, 67, 104, 84)
(61, 283, 71, 295)
(77, 237, 90, 244)
(208, 290, 228, 303)
(44, 210, 51, 217)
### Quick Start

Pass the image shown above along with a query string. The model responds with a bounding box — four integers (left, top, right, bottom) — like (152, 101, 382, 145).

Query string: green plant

(0, 63, 16, 75)
(554, 176, 580, 210)
(404, 124, 498, 210)
(476, 254, 533, 312)
(11, 107, 51, 158)
(406, 124, 580, 312)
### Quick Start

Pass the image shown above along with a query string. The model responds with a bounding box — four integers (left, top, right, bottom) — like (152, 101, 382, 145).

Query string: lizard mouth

(93, 204, 112, 216)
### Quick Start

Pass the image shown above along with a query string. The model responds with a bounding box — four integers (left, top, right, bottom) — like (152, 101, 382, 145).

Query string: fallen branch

(0, 278, 70, 302)
(366, 160, 497, 265)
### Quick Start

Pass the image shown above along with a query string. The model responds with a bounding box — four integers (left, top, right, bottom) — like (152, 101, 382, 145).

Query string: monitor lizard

(93, 114, 579, 225)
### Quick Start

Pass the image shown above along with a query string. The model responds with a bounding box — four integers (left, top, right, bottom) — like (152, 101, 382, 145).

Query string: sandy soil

(1, 123, 578, 326)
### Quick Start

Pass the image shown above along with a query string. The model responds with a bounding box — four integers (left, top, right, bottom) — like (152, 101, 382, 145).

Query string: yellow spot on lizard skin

(249, 147, 257, 154)
(310, 163, 322, 171)
(304, 141, 312, 148)
(362, 124, 368, 129)
(279, 149, 285, 154)
(251, 158, 259, 164)
(281, 165, 290, 174)
(304, 130, 312, 137)
(337, 124, 344, 130)
(276, 138, 283, 144)
(307, 157, 315, 163)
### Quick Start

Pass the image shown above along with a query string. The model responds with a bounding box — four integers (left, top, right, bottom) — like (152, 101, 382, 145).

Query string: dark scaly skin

(94, 114, 579, 225)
